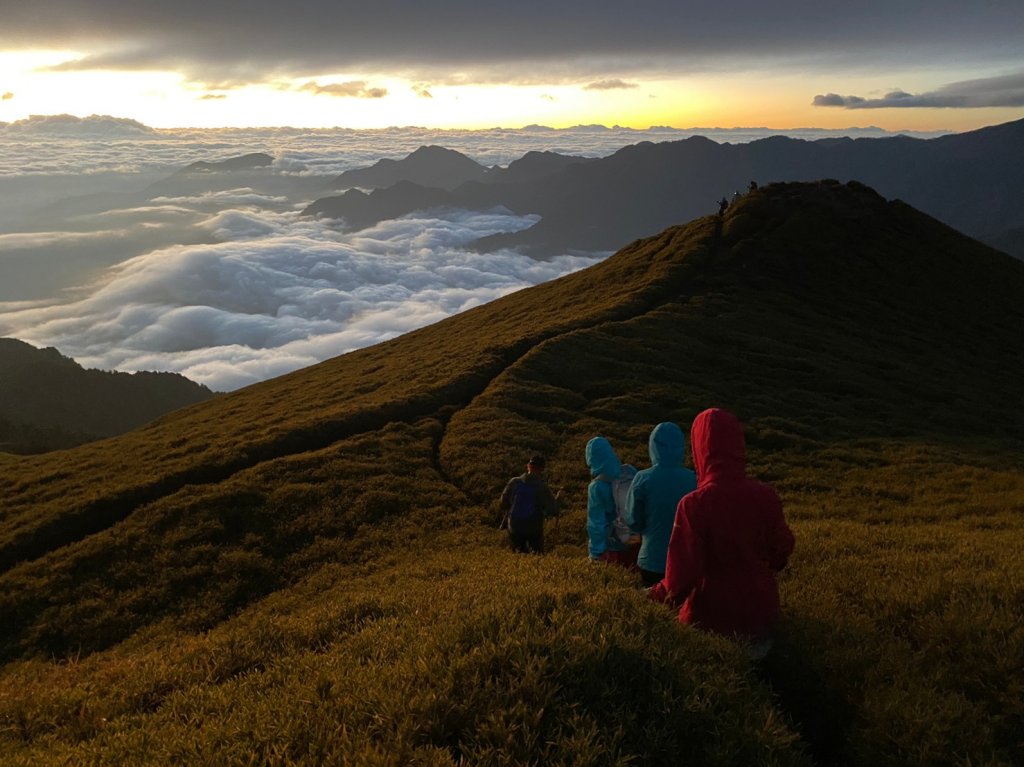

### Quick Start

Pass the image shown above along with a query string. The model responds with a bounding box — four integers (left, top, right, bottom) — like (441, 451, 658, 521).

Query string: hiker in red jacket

(649, 408, 794, 651)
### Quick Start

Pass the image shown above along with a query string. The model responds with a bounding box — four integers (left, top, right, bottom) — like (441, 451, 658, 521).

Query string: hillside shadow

(754, 620, 859, 767)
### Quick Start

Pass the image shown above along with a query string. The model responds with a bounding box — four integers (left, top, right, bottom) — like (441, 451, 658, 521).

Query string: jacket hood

(691, 408, 746, 485)
(585, 436, 621, 480)
(648, 422, 685, 467)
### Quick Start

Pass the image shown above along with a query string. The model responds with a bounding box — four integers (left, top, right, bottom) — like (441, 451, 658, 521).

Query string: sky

(2, 1, 1023, 131)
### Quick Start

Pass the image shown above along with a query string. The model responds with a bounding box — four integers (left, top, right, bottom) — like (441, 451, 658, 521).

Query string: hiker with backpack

(649, 408, 795, 656)
(625, 422, 697, 587)
(585, 436, 639, 567)
(499, 455, 561, 554)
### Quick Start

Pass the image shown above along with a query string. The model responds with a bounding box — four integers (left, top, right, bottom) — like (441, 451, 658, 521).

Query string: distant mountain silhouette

(304, 180, 458, 229)
(332, 145, 489, 191)
(32, 152, 312, 225)
(143, 151, 321, 201)
(479, 150, 596, 185)
(0, 338, 215, 453)
(178, 152, 274, 174)
(305, 118, 1024, 258)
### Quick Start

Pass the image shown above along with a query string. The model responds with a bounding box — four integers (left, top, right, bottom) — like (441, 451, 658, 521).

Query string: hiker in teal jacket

(585, 436, 637, 566)
(625, 422, 697, 586)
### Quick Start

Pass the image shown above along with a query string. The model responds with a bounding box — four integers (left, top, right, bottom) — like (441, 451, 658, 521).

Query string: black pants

(508, 518, 544, 553)
(640, 568, 664, 587)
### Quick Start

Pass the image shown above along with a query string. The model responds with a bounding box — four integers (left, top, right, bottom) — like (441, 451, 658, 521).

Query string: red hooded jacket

(650, 408, 794, 639)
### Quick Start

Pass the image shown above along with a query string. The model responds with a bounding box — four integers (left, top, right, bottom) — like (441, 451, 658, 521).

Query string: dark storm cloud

(9, 1, 1024, 85)
(584, 79, 639, 91)
(814, 72, 1024, 109)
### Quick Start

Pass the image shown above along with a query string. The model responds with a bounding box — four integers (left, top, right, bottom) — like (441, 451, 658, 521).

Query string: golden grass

(1, 181, 1022, 764)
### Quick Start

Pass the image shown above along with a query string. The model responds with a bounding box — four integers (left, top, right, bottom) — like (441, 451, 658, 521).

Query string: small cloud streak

(200, 93, 227, 100)
(814, 71, 1024, 109)
(413, 84, 433, 99)
(2, 92, 13, 101)
(300, 80, 388, 99)
(584, 79, 639, 91)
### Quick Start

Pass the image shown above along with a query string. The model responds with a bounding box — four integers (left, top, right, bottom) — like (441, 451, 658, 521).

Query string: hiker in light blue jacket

(585, 436, 637, 567)
(625, 422, 697, 587)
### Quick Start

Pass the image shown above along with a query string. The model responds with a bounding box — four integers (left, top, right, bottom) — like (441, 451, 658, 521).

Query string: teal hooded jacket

(625, 422, 697, 574)
(585, 436, 632, 559)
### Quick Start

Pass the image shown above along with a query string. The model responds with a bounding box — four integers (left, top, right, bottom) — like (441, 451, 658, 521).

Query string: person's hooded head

(690, 408, 746, 486)
(648, 422, 685, 467)
(585, 436, 621, 481)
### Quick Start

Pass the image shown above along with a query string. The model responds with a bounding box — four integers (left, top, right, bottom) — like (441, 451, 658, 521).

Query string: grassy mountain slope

(1, 181, 1022, 765)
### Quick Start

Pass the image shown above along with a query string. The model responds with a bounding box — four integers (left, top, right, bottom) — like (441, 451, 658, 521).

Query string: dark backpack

(509, 478, 539, 522)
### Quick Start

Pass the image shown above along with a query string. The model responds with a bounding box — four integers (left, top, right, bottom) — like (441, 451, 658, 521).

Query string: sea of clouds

(0, 116, 946, 391)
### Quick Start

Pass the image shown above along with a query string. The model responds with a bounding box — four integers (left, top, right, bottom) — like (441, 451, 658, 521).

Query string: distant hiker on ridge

(585, 437, 639, 568)
(649, 408, 794, 658)
(625, 422, 697, 587)
(717, 197, 729, 216)
(499, 455, 560, 554)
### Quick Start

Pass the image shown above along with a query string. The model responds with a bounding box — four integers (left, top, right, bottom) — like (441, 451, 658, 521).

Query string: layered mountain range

(305, 118, 1024, 258)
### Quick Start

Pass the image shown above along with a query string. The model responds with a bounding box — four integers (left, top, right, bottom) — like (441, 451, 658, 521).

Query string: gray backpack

(609, 465, 638, 543)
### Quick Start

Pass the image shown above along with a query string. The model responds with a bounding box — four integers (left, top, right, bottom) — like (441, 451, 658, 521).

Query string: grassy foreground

(1, 544, 807, 766)
(1, 181, 1022, 764)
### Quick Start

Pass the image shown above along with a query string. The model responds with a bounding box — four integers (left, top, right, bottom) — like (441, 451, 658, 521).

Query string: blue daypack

(509, 478, 539, 522)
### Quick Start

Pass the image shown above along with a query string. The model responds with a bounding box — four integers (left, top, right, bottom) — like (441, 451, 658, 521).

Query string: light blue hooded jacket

(625, 422, 697, 574)
(585, 436, 632, 559)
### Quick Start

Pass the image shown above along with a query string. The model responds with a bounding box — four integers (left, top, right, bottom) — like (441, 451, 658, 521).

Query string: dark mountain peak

(333, 146, 487, 191)
(728, 178, 888, 222)
(0, 337, 68, 368)
(484, 150, 595, 184)
(949, 115, 1024, 139)
(408, 145, 473, 160)
(757, 134, 803, 145)
(303, 180, 453, 227)
(932, 116, 1024, 158)
(181, 152, 274, 174)
(0, 337, 214, 453)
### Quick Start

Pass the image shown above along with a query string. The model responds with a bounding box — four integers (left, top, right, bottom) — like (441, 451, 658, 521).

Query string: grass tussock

(1, 181, 1023, 763)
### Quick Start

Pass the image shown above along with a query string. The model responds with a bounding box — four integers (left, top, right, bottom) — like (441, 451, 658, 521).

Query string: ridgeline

(0, 339, 214, 454)
(1, 181, 1022, 765)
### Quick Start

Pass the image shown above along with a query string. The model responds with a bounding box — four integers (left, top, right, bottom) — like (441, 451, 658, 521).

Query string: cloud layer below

(0, 205, 597, 390)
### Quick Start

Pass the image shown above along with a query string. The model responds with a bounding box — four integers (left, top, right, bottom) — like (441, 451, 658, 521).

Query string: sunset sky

(2, 1, 1023, 131)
